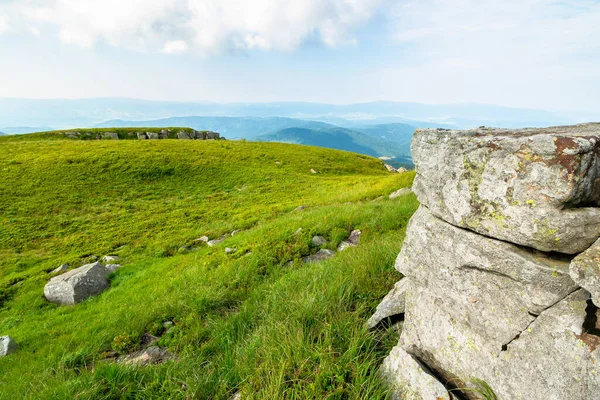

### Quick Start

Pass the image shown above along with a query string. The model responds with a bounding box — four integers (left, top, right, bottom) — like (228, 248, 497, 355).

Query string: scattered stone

(275, 161, 281, 165)
(384, 164, 397, 173)
(411, 123, 600, 254)
(303, 249, 336, 263)
(294, 206, 306, 212)
(137, 132, 148, 140)
(347, 229, 361, 245)
(205, 131, 220, 140)
(0, 336, 17, 357)
(163, 321, 174, 330)
(121, 346, 174, 366)
(207, 239, 224, 247)
(312, 236, 328, 247)
(310, 169, 317, 174)
(44, 262, 111, 305)
(367, 279, 408, 329)
(293, 228, 303, 236)
(231, 230, 241, 236)
(102, 255, 120, 263)
(230, 392, 242, 400)
(225, 247, 237, 254)
(146, 132, 159, 140)
(389, 188, 412, 199)
(52, 264, 69, 274)
(105, 264, 122, 273)
(380, 345, 450, 400)
(338, 229, 361, 251)
(570, 237, 600, 307)
(195, 236, 210, 243)
(140, 333, 159, 347)
(396, 167, 407, 173)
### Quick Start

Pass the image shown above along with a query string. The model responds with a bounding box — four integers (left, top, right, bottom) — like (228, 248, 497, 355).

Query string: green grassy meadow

(0, 135, 417, 399)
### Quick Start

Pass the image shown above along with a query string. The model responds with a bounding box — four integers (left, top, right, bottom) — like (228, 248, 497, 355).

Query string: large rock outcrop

(376, 124, 600, 399)
(411, 123, 600, 254)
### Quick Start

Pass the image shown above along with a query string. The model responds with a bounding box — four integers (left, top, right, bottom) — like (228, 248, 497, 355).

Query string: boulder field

(375, 123, 600, 399)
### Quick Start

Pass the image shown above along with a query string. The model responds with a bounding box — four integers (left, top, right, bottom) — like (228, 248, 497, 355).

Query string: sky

(0, 0, 599, 112)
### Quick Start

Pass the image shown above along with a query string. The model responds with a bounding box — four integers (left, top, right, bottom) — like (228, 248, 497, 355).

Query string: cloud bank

(1, 0, 382, 53)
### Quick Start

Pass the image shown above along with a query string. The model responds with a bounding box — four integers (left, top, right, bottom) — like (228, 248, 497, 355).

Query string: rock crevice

(376, 123, 600, 399)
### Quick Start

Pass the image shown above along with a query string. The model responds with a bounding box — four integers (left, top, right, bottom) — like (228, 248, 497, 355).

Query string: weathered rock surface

(136, 132, 148, 140)
(570, 237, 600, 307)
(44, 262, 111, 305)
(225, 247, 237, 254)
(389, 188, 412, 199)
(102, 132, 118, 140)
(337, 229, 361, 251)
(380, 345, 450, 400)
(367, 278, 408, 329)
(384, 164, 397, 173)
(105, 264, 122, 273)
(0, 336, 17, 357)
(396, 207, 578, 346)
(146, 132, 159, 140)
(102, 255, 120, 263)
(411, 123, 600, 254)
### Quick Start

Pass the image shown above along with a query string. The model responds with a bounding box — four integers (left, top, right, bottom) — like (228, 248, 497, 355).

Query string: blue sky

(1, 0, 599, 112)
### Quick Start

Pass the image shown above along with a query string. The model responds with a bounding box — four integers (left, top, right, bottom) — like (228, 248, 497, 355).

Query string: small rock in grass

(312, 236, 328, 247)
(303, 249, 336, 263)
(0, 336, 17, 357)
(163, 321, 174, 329)
(293, 228, 303, 236)
(310, 169, 317, 174)
(178, 246, 193, 253)
(121, 346, 174, 366)
(207, 239, 224, 247)
(140, 333, 160, 347)
(231, 230, 241, 236)
(102, 255, 120, 263)
(294, 206, 306, 212)
(389, 187, 412, 199)
(105, 264, 122, 273)
(225, 247, 237, 254)
(384, 164, 397, 173)
(52, 264, 69, 274)
(348, 230, 361, 245)
(230, 392, 242, 400)
(195, 236, 210, 243)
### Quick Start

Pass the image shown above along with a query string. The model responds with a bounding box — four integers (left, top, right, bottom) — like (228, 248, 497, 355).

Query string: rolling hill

(0, 132, 417, 399)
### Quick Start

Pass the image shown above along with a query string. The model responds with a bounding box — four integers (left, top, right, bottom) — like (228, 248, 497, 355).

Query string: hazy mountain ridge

(0, 98, 584, 130)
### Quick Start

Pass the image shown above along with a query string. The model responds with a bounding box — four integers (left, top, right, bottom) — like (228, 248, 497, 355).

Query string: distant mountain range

(0, 126, 53, 135)
(0, 98, 592, 130)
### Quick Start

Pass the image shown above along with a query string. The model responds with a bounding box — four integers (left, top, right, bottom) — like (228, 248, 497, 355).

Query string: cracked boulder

(570, 237, 600, 307)
(44, 262, 112, 305)
(380, 345, 450, 400)
(394, 207, 600, 399)
(411, 123, 600, 254)
(367, 278, 408, 329)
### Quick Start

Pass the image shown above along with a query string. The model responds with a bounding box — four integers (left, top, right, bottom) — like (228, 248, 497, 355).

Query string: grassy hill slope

(0, 135, 417, 399)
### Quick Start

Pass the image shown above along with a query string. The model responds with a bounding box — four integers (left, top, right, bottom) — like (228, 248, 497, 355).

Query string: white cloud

(2, 0, 382, 53)
(0, 15, 9, 34)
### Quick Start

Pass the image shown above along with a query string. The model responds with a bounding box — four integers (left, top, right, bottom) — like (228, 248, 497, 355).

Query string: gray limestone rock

(384, 164, 397, 173)
(389, 188, 412, 199)
(44, 262, 111, 305)
(303, 249, 335, 263)
(225, 247, 237, 254)
(177, 130, 192, 139)
(570, 237, 600, 307)
(0, 336, 17, 357)
(105, 264, 122, 273)
(205, 131, 220, 140)
(146, 132, 159, 140)
(102, 255, 120, 263)
(52, 264, 69, 274)
(101, 132, 118, 140)
(312, 236, 328, 247)
(367, 278, 408, 329)
(380, 345, 450, 400)
(411, 123, 600, 254)
(396, 207, 578, 347)
(120, 346, 173, 366)
(136, 132, 148, 140)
